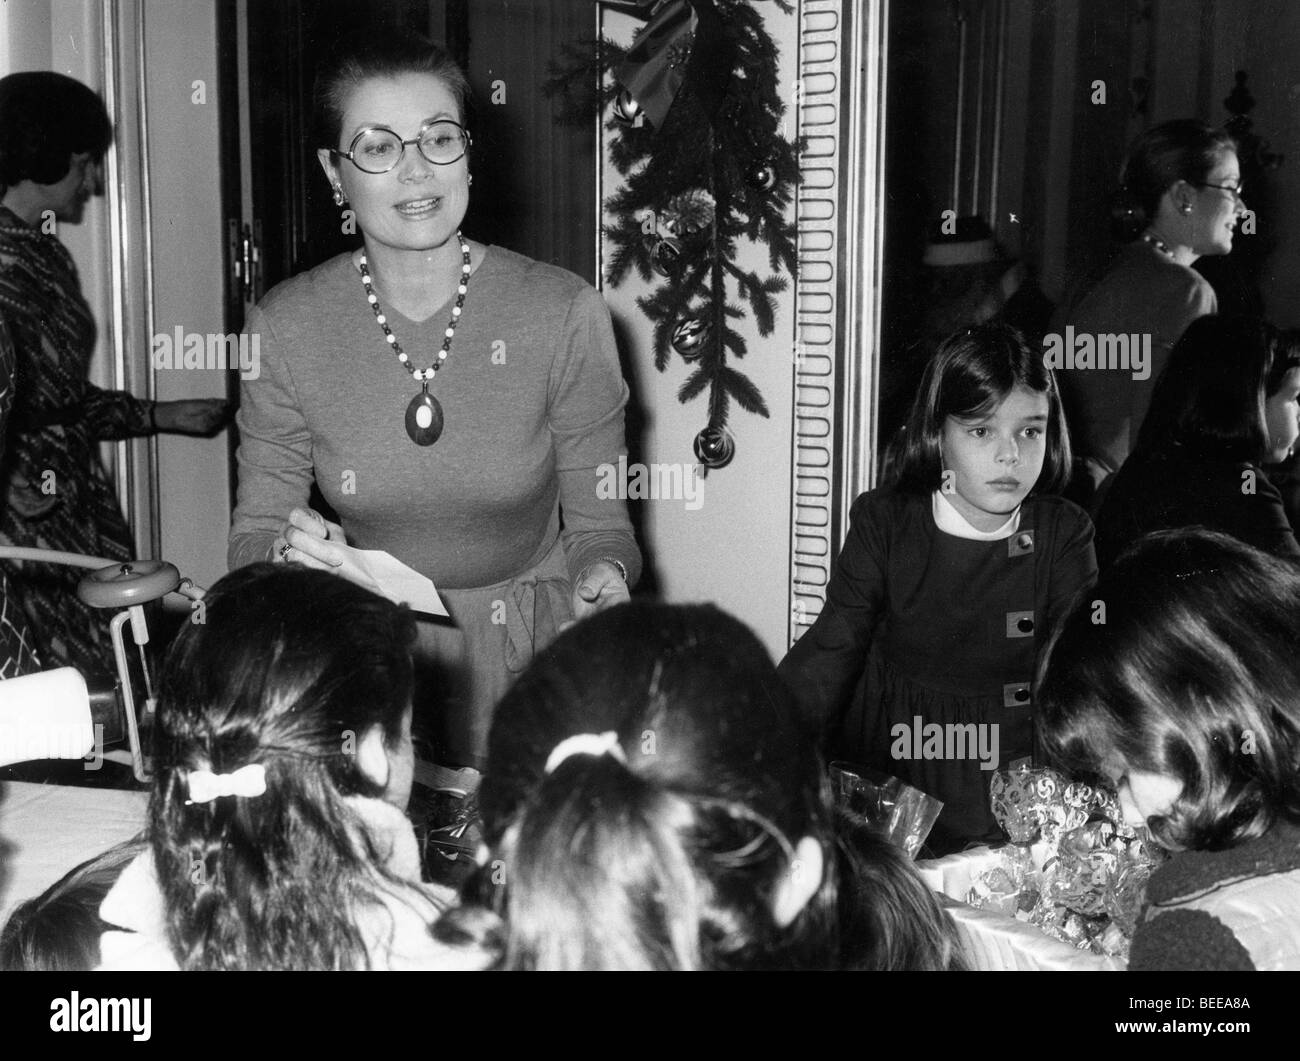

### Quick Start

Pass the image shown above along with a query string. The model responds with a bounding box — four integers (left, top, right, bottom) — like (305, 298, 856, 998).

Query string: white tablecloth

(0, 781, 148, 927)
(916, 846, 1124, 971)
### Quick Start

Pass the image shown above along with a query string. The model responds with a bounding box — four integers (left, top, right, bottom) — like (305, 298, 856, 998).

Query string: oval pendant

(405, 391, 444, 446)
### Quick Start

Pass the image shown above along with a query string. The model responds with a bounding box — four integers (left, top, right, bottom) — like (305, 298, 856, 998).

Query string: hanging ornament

(671, 316, 711, 361)
(650, 236, 683, 277)
(613, 88, 642, 125)
(694, 424, 735, 469)
(746, 160, 777, 192)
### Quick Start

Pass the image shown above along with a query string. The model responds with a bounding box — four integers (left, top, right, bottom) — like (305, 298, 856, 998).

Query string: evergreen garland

(547, 0, 798, 469)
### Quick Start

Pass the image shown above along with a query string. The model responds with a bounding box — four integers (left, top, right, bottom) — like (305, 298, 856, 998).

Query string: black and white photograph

(0, 0, 1295, 1022)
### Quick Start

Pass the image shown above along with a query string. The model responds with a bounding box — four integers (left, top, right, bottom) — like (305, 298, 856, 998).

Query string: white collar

(931, 489, 1021, 540)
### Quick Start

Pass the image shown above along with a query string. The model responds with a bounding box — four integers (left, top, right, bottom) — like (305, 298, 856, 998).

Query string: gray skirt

(411, 535, 573, 770)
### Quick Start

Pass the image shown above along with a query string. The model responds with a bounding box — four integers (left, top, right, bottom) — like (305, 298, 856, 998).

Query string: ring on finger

(279, 541, 292, 561)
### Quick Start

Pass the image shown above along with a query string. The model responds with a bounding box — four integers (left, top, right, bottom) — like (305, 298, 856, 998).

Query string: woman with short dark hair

(0, 71, 229, 682)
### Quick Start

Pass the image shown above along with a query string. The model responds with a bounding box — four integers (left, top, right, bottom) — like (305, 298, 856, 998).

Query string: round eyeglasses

(1200, 180, 1245, 205)
(330, 120, 471, 174)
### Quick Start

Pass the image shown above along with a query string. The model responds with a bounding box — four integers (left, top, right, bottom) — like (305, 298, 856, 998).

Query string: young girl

(1037, 529, 1300, 970)
(96, 563, 484, 970)
(1095, 315, 1300, 568)
(779, 322, 1096, 854)
(435, 601, 965, 971)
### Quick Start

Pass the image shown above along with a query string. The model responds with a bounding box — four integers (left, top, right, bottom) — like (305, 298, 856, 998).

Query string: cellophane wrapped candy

(965, 766, 1164, 959)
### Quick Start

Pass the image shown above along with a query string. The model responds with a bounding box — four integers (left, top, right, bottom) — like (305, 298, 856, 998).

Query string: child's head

(444, 601, 961, 970)
(1037, 528, 1300, 851)
(889, 322, 1071, 525)
(1136, 315, 1288, 463)
(0, 839, 145, 971)
(150, 563, 418, 969)
(469, 602, 829, 969)
(1264, 328, 1300, 464)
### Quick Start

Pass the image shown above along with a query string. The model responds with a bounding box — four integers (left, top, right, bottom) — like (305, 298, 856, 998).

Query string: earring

(1179, 202, 1192, 215)
(468, 174, 474, 187)
(332, 184, 347, 207)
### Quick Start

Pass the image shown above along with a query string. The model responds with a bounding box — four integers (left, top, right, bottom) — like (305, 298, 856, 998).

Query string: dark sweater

(778, 488, 1097, 852)
(1129, 821, 1300, 971)
(1094, 447, 1300, 569)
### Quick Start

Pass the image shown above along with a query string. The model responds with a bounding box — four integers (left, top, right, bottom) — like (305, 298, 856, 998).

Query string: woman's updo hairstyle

(312, 32, 471, 151)
(0, 72, 112, 187)
(1111, 119, 1237, 241)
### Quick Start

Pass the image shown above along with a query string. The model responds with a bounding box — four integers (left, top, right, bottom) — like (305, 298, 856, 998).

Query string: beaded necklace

(1141, 231, 1176, 260)
(359, 231, 471, 445)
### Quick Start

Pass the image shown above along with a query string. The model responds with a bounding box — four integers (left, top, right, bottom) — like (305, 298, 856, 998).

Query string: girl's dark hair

(1112, 119, 1238, 241)
(1267, 328, 1300, 399)
(149, 563, 418, 970)
(313, 32, 471, 149)
(436, 602, 964, 971)
(0, 72, 113, 187)
(0, 839, 145, 971)
(1135, 315, 1280, 462)
(1037, 528, 1300, 851)
(887, 321, 1071, 495)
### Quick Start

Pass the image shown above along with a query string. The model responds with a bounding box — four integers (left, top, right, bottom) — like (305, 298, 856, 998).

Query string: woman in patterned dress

(0, 72, 228, 681)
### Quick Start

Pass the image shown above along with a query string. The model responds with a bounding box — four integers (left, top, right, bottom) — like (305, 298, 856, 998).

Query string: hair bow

(545, 731, 627, 775)
(185, 764, 268, 805)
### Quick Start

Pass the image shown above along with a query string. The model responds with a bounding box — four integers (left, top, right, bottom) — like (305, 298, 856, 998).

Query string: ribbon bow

(545, 732, 627, 775)
(185, 764, 268, 805)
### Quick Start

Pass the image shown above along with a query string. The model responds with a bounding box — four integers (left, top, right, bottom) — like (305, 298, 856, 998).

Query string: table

(0, 781, 148, 927)
(916, 846, 1124, 971)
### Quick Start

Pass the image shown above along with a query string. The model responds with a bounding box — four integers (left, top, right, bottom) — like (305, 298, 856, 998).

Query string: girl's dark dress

(779, 488, 1097, 855)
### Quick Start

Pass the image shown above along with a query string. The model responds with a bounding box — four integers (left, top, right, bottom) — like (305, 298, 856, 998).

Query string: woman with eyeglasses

(0, 72, 230, 688)
(228, 35, 640, 781)
(1051, 119, 1246, 510)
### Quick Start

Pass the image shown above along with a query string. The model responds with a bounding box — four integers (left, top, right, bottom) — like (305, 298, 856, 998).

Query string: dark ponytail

(439, 602, 963, 970)
(149, 564, 419, 970)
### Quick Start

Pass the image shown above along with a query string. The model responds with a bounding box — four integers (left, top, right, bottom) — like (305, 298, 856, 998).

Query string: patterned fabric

(0, 205, 153, 679)
(0, 312, 41, 678)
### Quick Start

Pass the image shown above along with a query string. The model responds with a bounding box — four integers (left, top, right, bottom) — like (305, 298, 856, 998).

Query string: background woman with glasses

(228, 35, 641, 780)
(1050, 119, 1246, 511)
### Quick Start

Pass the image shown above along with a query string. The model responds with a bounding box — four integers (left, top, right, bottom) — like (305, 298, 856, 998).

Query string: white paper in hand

(338, 546, 449, 617)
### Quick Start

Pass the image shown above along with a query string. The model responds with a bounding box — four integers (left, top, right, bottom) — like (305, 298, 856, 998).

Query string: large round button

(1013, 687, 1030, 703)
(78, 560, 181, 609)
(1017, 616, 1034, 633)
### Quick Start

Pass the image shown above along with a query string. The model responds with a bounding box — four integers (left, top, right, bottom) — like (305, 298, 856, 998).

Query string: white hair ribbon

(185, 764, 268, 805)
(544, 731, 626, 775)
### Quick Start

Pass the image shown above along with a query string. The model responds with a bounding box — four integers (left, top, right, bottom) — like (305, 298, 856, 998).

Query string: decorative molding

(101, 0, 160, 560)
(788, 0, 887, 648)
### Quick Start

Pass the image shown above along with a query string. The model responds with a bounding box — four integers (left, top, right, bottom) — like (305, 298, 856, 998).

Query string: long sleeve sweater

(228, 246, 640, 591)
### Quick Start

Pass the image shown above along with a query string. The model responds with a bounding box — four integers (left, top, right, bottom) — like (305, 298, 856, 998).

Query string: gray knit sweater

(229, 246, 640, 590)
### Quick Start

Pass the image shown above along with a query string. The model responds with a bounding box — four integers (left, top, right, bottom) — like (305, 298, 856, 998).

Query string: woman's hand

(569, 560, 630, 624)
(153, 398, 233, 437)
(273, 508, 382, 595)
